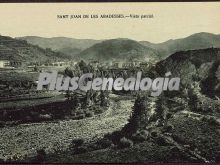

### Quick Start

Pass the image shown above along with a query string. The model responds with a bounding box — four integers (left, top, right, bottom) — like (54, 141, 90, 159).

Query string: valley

(0, 32, 220, 163)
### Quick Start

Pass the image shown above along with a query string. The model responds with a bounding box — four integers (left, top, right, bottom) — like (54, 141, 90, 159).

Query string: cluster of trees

(187, 82, 220, 113)
(64, 60, 153, 82)
(125, 95, 149, 134)
(122, 94, 169, 136)
(66, 90, 109, 110)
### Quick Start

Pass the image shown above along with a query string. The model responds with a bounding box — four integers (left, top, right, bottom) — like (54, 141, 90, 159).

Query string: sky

(0, 2, 219, 43)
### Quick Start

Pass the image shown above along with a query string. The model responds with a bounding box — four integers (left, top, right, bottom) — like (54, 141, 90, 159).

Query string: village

(0, 58, 154, 71)
(0, 57, 156, 125)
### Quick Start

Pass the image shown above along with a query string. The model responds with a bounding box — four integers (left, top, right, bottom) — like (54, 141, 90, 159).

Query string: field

(40, 108, 220, 163)
(0, 95, 134, 161)
(0, 62, 219, 163)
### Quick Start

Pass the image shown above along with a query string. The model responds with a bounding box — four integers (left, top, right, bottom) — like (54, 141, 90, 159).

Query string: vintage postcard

(0, 2, 220, 163)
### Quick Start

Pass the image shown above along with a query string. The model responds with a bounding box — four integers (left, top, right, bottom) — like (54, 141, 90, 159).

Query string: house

(48, 61, 69, 67)
(70, 61, 77, 66)
(112, 61, 123, 68)
(0, 60, 10, 68)
(133, 60, 142, 67)
(89, 60, 100, 68)
(122, 62, 136, 68)
(10, 61, 23, 67)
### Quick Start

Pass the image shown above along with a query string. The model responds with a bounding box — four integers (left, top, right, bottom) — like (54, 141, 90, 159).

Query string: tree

(78, 60, 88, 72)
(123, 94, 149, 135)
(187, 82, 200, 111)
(33, 65, 39, 72)
(83, 90, 93, 108)
(155, 95, 169, 126)
(65, 90, 71, 100)
(70, 93, 79, 108)
(64, 67, 73, 77)
(100, 91, 109, 107)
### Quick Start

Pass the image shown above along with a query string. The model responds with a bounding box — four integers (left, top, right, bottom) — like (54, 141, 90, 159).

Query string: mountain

(140, 32, 220, 58)
(18, 32, 220, 60)
(57, 47, 82, 57)
(0, 35, 71, 63)
(155, 48, 220, 97)
(77, 39, 160, 62)
(16, 32, 220, 62)
(17, 36, 102, 56)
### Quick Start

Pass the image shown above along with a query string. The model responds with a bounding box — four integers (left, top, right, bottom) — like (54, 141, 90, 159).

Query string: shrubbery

(104, 131, 122, 145)
(131, 130, 149, 143)
(202, 116, 220, 126)
(85, 111, 94, 117)
(34, 149, 46, 163)
(95, 108, 104, 114)
(77, 114, 86, 120)
(150, 131, 158, 138)
(118, 137, 133, 148)
(69, 138, 90, 155)
(155, 136, 170, 146)
(71, 138, 84, 148)
(162, 123, 174, 133)
(73, 146, 88, 154)
(98, 138, 113, 148)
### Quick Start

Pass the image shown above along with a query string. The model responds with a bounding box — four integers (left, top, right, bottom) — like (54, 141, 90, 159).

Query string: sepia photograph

(0, 2, 219, 163)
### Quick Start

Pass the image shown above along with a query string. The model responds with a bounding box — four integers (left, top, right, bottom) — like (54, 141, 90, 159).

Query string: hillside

(140, 32, 220, 58)
(155, 48, 220, 96)
(57, 47, 82, 57)
(18, 32, 220, 60)
(0, 35, 71, 63)
(17, 36, 102, 56)
(77, 39, 160, 62)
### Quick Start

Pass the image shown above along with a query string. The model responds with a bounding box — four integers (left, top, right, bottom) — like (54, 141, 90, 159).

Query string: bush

(39, 114, 52, 121)
(0, 158, 4, 163)
(95, 108, 104, 114)
(0, 121, 5, 128)
(150, 131, 158, 138)
(85, 143, 100, 150)
(98, 138, 112, 148)
(104, 131, 122, 145)
(71, 138, 84, 148)
(35, 149, 46, 163)
(205, 116, 220, 126)
(76, 110, 84, 115)
(74, 146, 88, 154)
(140, 130, 149, 136)
(156, 136, 170, 146)
(85, 111, 94, 117)
(77, 114, 85, 120)
(166, 112, 173, 119)
(118, 137, 133, 148)
(131, 134, 146, 143)
(131, 130, 149, 143)
(25, 116, 32, 122)
(163, 124, 174, 133)
(171, 134, 186, 145)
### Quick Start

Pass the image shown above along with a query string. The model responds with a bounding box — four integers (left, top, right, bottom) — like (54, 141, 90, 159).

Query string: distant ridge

(77, 39, 160, 62)
(17, 36, 102, 55)
(17, 32, 220, 61)
(140, 32, 220, 58)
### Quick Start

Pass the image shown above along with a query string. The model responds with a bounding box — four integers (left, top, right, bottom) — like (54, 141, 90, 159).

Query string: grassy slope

(45, 110, 220, 163)
(48, 142, 185, 163)
(0, 96, 133, 161)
